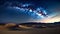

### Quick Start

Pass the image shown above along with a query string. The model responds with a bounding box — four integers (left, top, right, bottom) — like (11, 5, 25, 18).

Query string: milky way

(4, 2, 49, 19)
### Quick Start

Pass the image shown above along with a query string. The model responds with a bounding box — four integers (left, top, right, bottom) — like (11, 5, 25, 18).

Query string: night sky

(0, 0, 60, 23)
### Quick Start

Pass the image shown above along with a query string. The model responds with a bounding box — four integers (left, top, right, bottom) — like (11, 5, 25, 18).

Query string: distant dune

(0, 22, 60, 34)
(0, 22, 60, 30)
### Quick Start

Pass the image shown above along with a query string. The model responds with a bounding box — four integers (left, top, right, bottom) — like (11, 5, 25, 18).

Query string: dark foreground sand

(0, 27, 60, 34)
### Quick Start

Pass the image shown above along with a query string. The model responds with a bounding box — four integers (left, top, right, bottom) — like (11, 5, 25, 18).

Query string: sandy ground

(0, 27, 60, 34)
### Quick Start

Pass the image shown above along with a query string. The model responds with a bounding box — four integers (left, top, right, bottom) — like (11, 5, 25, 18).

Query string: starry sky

(0, 0, 60, 23)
